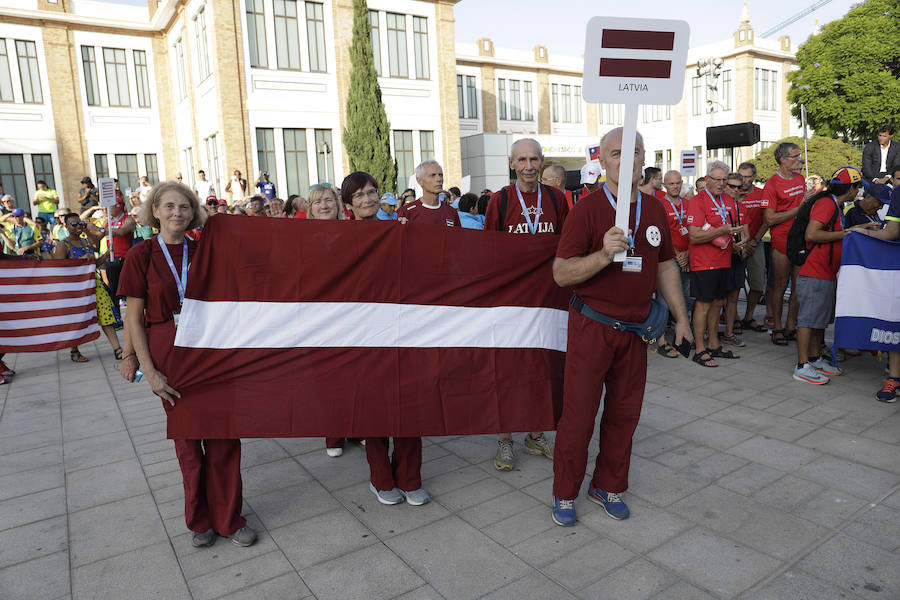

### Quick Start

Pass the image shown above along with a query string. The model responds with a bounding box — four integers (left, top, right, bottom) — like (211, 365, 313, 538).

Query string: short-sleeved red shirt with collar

(397, 199, 461, 227)
(556, 185, 675, 323)
(799, 195, 844, 281)
(686, 190, 744, 271)
(741, 186, 765, 238)
(761, 172, 805, 253)
(485, 184, 568, 235)
(118, 237, 197, 326)
(658, 193, 691, 252)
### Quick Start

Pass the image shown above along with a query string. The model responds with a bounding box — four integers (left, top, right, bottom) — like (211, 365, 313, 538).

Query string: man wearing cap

(485, 138, 567, 471)
(255, 171, 276, 201)
(79, 177, 99, 211)
(580, 162, 603, 196)
(0, 208, 41, 256)
(845, 183, 890, 227)
(377, 193, 399, 220)
(793, 168, 873, 384)
(397, 160, 460, 227)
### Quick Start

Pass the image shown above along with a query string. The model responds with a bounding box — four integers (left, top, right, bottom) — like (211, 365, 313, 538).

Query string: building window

(420, 130, 434, 162)
(195, 8, 211, 81)
(94, 154, 109, 180)
(115, 154, 139, 192)
(314, 129, 334, 184)
(601, 103, 623, 125)
(283, 128, 309, 195)
(368, 10, 381, 76)
(691, 76, 702, 116)
(456, 75, 464, 118)
(722, 69, 732, 110)
(666, 149, 672, 171)
(256, 128, 276, 186)
(15, 40, 42, 104)
(274, 0, 300, 70)
(183, 147, 195, 189)
(655, 150, 663, 170)
(0, 154, 28, 210)
(393, 130, 414, 188)
(80, 46, 100, 106)
(467, 75, 478, 119)
(693, 145, 703, 176)
(497, 78, 506, 120)
(574, 86, 582, 123)
(306, 2, 327, 72)
(509, 79, 521, 120)
(246, 0, 268, 68)
(412, 16, 429, 79)
(205, 135, 220, 193)
(754, 68, 776, 111)
(560, 84, 571, 123)
(0, 40, 12, 102)
(133, 50, 151, 108)
(551, 83, 558, 123)
(144, 154, 158, 183)
(386, 13, 408, 78)
(102, 48, 130, 107)
(174, 38, 188, 99)
(523, 81, 533, 121)
(31, 154, 55, 190)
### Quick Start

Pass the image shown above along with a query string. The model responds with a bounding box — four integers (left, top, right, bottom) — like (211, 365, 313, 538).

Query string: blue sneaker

(587, 485, 630, 520)
(369, 482, 403, 505)
(552, 497, 576, 526)
(400, 488, 431, 506)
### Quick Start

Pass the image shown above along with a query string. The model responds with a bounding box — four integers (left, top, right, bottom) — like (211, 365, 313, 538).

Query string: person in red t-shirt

(736, 162, 770, 332)
(550, 128, 692, 526)
(793, 168, 874, 385)
(655, 169, 693, 357)
(396, 161, 461, 227)
(117, 182, 257, 549)
(484, 138, 567, 471)
(761, 143, 806, 345)
(686, 162, 747, 367)
(720, 173, 752, 347)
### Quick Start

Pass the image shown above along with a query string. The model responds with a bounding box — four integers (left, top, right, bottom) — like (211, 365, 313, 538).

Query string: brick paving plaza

(1, 324, 899, 599)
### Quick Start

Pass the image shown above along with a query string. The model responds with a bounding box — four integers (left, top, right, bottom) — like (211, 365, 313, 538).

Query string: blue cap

(380, 192, 398, 206)
(866, 183, 891, 204)
(11, 208, 24, 216)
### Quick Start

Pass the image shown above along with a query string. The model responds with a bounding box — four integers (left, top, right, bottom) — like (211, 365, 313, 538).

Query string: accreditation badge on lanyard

(604, 186, 643, 273)
(157, 237, 188, 329)
(515, 182, 542, 234)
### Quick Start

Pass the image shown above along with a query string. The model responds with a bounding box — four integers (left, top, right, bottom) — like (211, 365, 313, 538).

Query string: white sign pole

(98, 177, 117, 259)
(801, 104, 809, 182)
(614, 103, 639, 262)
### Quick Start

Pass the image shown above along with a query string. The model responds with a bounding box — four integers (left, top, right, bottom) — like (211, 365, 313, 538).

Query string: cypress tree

(343, 0, 396, 192)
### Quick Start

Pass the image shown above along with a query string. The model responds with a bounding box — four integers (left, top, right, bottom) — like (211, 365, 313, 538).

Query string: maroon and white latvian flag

(165, 216, 569, 439)
(0, 260, 100, 353)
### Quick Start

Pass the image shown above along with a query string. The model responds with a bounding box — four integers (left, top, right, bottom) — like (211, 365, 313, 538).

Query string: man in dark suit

(862, 125, 900, 182)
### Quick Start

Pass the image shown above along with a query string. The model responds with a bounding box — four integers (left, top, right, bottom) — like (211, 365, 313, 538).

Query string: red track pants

(173, 438, 246, 535)
(552, 308, 648, 499)
(365, 437, 422, 492)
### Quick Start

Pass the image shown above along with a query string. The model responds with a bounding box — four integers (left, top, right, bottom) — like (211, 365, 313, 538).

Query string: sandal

(656, 342, 680, 359)
(739, 318, 766, 332)
(771, 330, 788, 346)
(733, 322, 743, 335)
(114, 347, 124, 360)
(692, 349, 718, 368)
(709, 346, 740, 359)
(70, 348, 89, 363)
(784, 329, 798, 341)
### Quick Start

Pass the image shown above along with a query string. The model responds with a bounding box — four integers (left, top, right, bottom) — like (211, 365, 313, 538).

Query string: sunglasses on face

(726, 183, 741, 189)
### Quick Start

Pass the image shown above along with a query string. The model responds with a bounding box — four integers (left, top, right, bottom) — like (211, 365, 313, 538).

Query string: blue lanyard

(157, 237, 188, 305)
(515, 182, 542, 235)
(603, 185, 641, 249)
(663, 195, 684, 225)
(706, 189, 729, 224)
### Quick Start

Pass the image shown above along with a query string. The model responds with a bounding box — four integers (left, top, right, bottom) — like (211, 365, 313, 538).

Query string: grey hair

(599, 127, 645, 155)
(414, 160, 441, 181)
(773, 142, 800, 166)
(707, 160, 730, 176)
(0, 194, 12, 203)
(543, 164, 566, 181)
(510, 138, 543, 159)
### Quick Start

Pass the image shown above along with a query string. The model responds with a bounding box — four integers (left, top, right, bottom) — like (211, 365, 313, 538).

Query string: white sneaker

(326, 447, 343, 458)
(811, 357, 843, 376)
(793, 362, 829, 385)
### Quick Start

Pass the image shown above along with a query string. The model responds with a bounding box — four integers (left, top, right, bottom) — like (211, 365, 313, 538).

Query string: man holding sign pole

(550, 128, 692, 525)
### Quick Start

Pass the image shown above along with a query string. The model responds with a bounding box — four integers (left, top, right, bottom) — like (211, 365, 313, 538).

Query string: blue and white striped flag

(835, 232, 900, 351)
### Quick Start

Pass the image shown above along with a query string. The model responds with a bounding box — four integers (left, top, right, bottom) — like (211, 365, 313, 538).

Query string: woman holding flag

(117, 182, 257, 549)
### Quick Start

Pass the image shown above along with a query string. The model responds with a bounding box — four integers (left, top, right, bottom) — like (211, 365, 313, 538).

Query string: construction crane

(760, 0, 833, 37)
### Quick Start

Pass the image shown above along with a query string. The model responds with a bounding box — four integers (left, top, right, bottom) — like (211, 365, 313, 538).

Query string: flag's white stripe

(836, 265, 900, 320)
(0, 265, 95, 278)
(0, 308, 96, 330)
(0, 295, 95, 313)
(175, 300, 569, 351)
(0, 279, 95, 294)
(0, 323, 99, 345)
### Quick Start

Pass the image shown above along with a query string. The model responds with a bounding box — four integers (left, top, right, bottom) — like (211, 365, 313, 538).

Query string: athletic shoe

(325, 447, 343, 458)
(400, 488, 430, 506)
(876, 378, 900, 403)
(230, 525, 257, 547)
(764, 314, 775, 330)
(523, 433, 553, 459)
(494, 439, 516, 471)
(0, 361, 14, 376)
(587, 485, 630, 520)
(811, 358, 842, 376)
(369, 482, 404, 505)
(820, 345, 846, 363)
(0, 374, 6, 386)
(191, 528, 216, 548)
(721, 334, 746, 347)
(793, 363, 829, 385)
(552, 497, 576, 527)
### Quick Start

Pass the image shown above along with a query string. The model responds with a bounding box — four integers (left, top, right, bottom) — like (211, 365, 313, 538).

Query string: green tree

(343, 0, 396, 192)
(787, 0, 900, 142)
(750, 136, 862, 183)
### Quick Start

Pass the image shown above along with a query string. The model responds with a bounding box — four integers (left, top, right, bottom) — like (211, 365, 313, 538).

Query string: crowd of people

(2, 124, 898, 543)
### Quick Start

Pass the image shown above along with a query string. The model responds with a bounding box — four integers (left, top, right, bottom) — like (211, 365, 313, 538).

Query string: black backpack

(786, 195, 841, 266)
(496, 184, 559, 232)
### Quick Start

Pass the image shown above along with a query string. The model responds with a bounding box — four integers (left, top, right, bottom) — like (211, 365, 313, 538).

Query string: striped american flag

(0, 260, 100, 353)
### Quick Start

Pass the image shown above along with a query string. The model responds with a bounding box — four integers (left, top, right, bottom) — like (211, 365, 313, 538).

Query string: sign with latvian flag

(835, 232, 900, 352)
(166, 216, 568, 439)
(0, 260, 100, 352)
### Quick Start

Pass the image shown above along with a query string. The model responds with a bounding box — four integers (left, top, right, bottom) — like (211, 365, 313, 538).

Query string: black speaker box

(706, 122, 760, 149)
